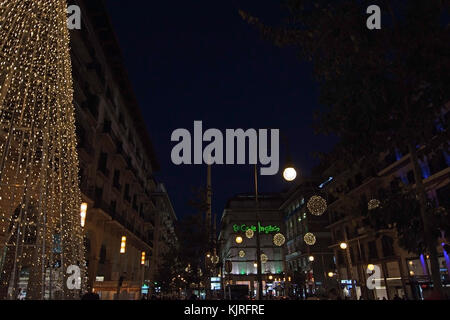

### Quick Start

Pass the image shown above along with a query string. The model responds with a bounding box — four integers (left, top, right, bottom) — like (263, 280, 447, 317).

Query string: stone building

(322, 119, 450, 300)
(280, 178, 335, 298)
(219, 193, 285, 298)
(69, 0, 177, 299)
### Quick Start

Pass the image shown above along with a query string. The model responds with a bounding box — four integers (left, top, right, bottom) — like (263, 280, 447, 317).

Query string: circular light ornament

(283, 167, 297, 182)
(303, 233, 316, 246)
(308, 255, 315, 262)
(367, 264, 375, 271)
(328, 272, 334, 278)
(245, 228, 254, 239)
(211, 255, 219, 264)
(340, 242, 348, 250)
(235, 236, 243, 244)
(368, 199, 381, 210)
(238, 250, 246, 258)
(273, 233, 286, 246)
(261, 254, 268, 264)
(307, 195, 327, 216)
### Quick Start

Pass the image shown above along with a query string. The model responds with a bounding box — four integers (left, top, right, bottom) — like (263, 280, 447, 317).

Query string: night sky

(104, 0, 337, 221)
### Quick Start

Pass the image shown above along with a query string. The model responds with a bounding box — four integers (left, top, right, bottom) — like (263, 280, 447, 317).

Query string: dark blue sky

(104, 0, 336, 221)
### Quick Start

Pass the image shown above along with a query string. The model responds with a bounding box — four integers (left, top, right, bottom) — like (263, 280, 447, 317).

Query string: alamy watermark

(67, 5, 81, 30)
(171, 121, 279, 175)
(366, 265, 382, 290)
(66, 265, 81, 290)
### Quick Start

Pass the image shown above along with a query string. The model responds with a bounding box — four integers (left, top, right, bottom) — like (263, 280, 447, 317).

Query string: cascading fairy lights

(0, 0, 86, 300)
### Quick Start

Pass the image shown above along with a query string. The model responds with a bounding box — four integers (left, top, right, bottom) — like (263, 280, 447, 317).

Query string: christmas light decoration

(260, 254, 268, 264)
(141, 252, 146, 265)
(120, 236, 127, 253)
(238, 250, 245, 258)
(80, 203, 87, 228)
(307, 195, 327, 216)
(273, 233, 286, 246)
(368, 199, 380, 210)
(211, 255, 219, 264)
(304, 233, 316, 245)
(245, 228, 254, 239)
(0, 0, 86, 300)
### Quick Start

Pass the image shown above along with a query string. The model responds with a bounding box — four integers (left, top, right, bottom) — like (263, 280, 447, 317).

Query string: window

(113, 170, 121, 190)
(99, 245, 107, 264)
(98, 152, 108, 176)
(368, 241, 378, 259)
(407, 170, 415, 184)
(381, 236, 395, 257)
(124, 184, 130, 202)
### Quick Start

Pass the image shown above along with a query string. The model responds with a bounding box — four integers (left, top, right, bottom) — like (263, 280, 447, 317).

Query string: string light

(141, 252, 145, 265)
(304, 233, 316, 245)
(0, 0, 86, 299)
(307, 195, 327, 216)
(260, 254, 268, 264)
(273, 233, 285, 246)
(368, 199, 380, 210)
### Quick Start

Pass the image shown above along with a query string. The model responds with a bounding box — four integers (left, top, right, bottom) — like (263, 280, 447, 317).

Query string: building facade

(280, 178, 335, 298)
(219, 194, 285, 298)
(323, 120, 450, 300)
(70, 0, 177, 299)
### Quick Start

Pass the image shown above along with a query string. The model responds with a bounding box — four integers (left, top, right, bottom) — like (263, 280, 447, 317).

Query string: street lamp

(283, 167, 297, 182)
(339, 241, 356, 299)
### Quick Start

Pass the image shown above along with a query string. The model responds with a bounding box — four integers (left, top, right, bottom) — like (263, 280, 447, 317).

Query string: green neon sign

(233, 223, 280, 234)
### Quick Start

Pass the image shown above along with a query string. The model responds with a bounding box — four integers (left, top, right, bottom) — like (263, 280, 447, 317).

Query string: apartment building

(70, 0, 177, 299)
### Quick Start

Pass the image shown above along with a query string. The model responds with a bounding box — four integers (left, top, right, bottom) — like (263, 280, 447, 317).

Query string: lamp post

(340, 241, 357, 299)
(253, 163, 297, 300)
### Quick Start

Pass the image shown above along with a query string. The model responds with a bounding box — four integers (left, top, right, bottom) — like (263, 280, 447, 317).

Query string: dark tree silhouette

(241, 0, 449, 294)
